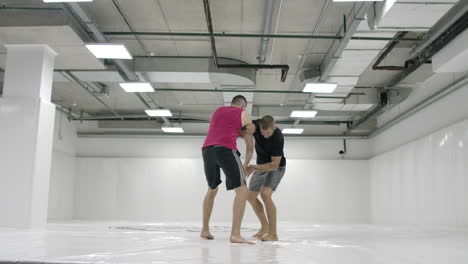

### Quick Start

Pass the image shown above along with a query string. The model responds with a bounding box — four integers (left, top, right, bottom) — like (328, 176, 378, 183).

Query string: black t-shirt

(253, 120, 286, 167)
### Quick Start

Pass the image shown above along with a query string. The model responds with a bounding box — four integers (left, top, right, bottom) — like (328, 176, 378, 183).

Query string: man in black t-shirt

(245, 115, 286, 241)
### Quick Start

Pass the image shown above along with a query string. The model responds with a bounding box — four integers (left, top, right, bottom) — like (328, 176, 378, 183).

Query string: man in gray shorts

(245, 115, 286, 241)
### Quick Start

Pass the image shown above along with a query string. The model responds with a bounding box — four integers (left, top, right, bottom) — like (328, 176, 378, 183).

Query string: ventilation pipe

(258, 0, 275, 64)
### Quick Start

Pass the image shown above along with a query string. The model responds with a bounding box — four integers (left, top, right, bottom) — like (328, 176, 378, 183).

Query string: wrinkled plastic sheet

(0, 222, 467, 264)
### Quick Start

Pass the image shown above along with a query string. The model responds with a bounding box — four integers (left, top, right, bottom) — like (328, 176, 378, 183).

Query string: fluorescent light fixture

(162, 127, 184, 133)
(303, 83, 337, 93)
(85, 44, 132, 59)
(290, 110, 318, 118)
(119, 82, 154, 93)
(44, 0, 92, 2)
(145, 109, 173, 117)
(282, 128, 304, 134)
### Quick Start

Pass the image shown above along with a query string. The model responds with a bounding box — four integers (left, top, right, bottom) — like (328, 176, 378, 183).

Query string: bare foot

(230, 235, 255, 244)
(260, 234, 278, 241)
(200, 230, 214, 240)
(252, 229, 269, 238)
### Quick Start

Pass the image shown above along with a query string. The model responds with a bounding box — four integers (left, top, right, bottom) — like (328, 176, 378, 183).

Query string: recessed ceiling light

(145, 109, 173, 117)
(282, 128, 304, 134)
(119, 82, 154, 93)
(303, 83, 337, 93)
(85, 44, 132, 59)
(44, 0, 93, 2)
(162, 127, 184, 133)
(290, 110, 318, 118)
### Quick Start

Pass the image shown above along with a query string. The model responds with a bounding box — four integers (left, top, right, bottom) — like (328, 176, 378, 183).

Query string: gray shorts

(248, 166, 286, 192)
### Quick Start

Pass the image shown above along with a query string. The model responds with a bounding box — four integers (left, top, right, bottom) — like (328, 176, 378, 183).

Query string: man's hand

(243, 164, 249, 176)
(244, 165, 255, 178)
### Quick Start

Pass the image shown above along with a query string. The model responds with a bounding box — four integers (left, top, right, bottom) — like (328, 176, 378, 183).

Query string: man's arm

(242, 134, 254, 168)
(241, 111, 255, 134)
(251, 156, 282, 172)
(240, 111, 255, 169)
(250, 132, 283, 172)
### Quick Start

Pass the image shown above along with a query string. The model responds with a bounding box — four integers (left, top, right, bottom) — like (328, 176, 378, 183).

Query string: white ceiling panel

(377, 2, 453, 30)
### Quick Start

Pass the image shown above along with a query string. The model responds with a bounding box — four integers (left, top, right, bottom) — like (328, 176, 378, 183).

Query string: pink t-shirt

(202, 106, 243, 150)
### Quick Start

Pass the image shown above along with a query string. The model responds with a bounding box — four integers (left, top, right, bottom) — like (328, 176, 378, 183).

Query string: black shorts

(202, 146, 246, 190)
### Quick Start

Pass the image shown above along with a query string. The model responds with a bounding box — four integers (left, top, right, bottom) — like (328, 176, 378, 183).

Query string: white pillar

(0, 45, 57, 229)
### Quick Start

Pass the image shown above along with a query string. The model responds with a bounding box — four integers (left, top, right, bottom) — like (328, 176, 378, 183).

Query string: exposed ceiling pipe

(266, 0, 283, 65)
(102, 31, 419, 42)
(292, 2, 372, 128)
(77, 132, 367, 139)
(282, 0, 331, 116)
(55, 104, 80, 120)
(62, 71, 124, 120)
(386, 12, 468, 88)
(0, 5, 420, 42)
(71, 115, 351, 125)
(395, 2, 457, 5)
(369, 74, 468, 138)
(64, 3, 106, 42)
(319, 2, 372, 81)
(339, 138, 347, 158)
(410, 0, 468, 58)
(372, 31, 408, 71)
(0, 71, 3, 96)
(61, 3, 135, 80)
(108, 1, 172, 125)
(111, 0, 151, 57)
(346, 6, 468, 133)
(202, 0, 289, 81)
(0, 6, 63, 11)
(219, 64, 289, 82)
(58, 70, 106, 95)
(62, 2, 170, 125)
(87, 81, 105, 93)
(258, 0, 275, 64)
(76, 116, 207, 122)
(202, 0, 219, 66)
(149, 88, 365, 98)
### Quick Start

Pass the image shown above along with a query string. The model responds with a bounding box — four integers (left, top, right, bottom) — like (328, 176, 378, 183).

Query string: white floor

(0, 221, 467, 264)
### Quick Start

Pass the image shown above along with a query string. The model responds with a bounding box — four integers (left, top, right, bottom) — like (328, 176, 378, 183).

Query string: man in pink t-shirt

(201, 95, 256, 244)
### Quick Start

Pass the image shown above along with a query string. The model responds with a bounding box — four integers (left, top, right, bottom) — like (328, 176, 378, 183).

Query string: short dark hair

(231, 95, 247, 106)
(259, 115, 275, 130)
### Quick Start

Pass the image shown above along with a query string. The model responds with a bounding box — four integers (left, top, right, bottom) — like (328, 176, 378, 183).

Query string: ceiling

(0, 0, 465, 136)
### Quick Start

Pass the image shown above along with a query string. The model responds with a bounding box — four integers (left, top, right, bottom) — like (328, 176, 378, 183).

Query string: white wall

(76, 136, 372, 160)
(369, 77, 468, 226)
(370, 118, 468, 226)
(47, 111, 77, 220)
(73, 136, 370, 223)
(74, 157, 369, 223)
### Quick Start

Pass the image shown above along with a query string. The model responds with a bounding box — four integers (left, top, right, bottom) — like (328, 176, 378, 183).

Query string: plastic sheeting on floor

(0, 221, 467, 264)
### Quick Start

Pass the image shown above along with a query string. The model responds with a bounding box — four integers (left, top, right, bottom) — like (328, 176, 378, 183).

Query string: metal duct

(258, 0, 275, 64)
